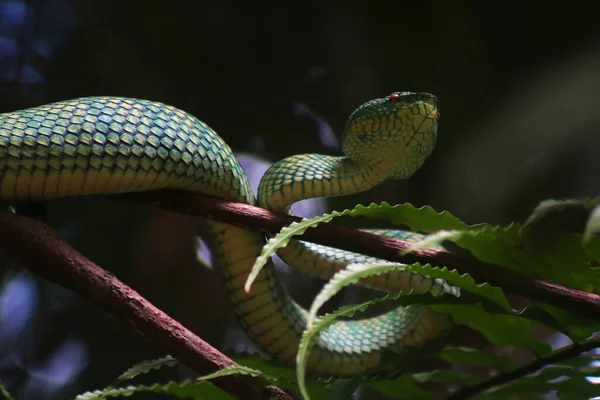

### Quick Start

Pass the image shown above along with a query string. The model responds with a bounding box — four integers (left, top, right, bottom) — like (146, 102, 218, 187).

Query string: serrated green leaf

(364, 373, 436, 399)
(246, 202, 471, 292)
(297, 295, 397, 400)
(75, 380, 233, 400)
(431, 304, 552, 355)
(306, 262, 458, 329)
(401, 230, 464, 255)
(246, 213, 340, 291)
(403, 263, 511, 311)
(231, 354, 296, 380)
(251, 202, 511, 307)
(0, 378, 15, 400)
(532, 302, 600, 342)
(439, 347, 517, 372)
(450, 224, 536, 272)
(412, 369, 478, 385)
(231, 354, 330, 400)
(555, 376, 600, 399)
(348, 203, 521, 265)
(348, 202, 470, 231)
(196, 364, 276, 382)
(583, 234, 600, 260)
(483, 393, 548, 400)
(366, 201, 600, 309)
(482, 365, 600, 399)
(522, 198, 598, 233)
(354, 203, 547, 276)
(79, 363, 278, 400)
(305, 263, 400, 329)
(522, 231, 600, 290)
(242, 198, 600, 399)
(289, 203, 531, 272)
(557, 354, 600, 368)
(249, 200, 600, 295)
(109, 355, 178, 388)
(516, 306, 568, 333)
(324, 377, 361, 400)
(518, 197, 600, 288)
(247, 202, 533, 295)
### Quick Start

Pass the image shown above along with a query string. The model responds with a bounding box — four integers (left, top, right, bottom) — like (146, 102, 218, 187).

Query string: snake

(0, 91, 457, 376)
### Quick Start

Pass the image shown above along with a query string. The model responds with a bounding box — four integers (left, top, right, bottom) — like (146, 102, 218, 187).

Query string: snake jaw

(342, 92, 439, 180)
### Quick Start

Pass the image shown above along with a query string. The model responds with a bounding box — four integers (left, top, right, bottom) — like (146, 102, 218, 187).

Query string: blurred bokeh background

(0, 1, 599, 398)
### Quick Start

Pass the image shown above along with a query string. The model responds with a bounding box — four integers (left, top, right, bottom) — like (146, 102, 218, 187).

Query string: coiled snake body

(0, 92, 455, 376)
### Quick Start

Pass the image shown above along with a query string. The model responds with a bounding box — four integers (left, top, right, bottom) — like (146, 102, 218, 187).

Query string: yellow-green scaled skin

(0, 93, 455, 376)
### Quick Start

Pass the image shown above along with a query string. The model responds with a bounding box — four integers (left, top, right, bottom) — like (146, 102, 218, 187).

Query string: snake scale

(0, 92, 457, 376)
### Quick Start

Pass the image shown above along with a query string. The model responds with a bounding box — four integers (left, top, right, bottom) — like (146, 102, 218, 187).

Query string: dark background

(0, 1, 599, 399)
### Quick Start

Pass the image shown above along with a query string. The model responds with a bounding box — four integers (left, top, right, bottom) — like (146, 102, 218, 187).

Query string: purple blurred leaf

(0, 2, 26, 34)
(20, 336, 88, 397)
(0, 272, 37, 344)
(0, 0, 78, 85)
(293, 102, 340, 151)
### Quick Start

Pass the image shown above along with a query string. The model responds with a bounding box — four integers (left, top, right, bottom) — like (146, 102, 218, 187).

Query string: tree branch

(2, 189, 599, 399)
(445, 335, 600, 399)
(122, 190, 600, 320)
(0, 209, 291, 400)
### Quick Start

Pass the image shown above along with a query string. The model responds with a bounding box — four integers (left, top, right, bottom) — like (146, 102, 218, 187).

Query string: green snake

(0, 92, 457, 376)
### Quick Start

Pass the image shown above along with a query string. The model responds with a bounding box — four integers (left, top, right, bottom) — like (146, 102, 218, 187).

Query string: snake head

(342, 91, 440, 179)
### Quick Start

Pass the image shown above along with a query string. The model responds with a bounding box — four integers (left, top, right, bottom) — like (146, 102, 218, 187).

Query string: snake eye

(388, 93, 400, 104)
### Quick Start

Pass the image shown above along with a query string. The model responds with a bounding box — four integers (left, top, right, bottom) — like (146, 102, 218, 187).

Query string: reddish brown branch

(122, 190, 600, 320)
(2, 189, 599, 399)
(0, 210, 291, 400)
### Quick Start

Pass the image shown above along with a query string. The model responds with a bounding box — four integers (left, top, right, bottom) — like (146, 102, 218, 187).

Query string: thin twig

(0, 210, 291, 400)
(445, 336, 600, 399)
(121, 190, 600, 320)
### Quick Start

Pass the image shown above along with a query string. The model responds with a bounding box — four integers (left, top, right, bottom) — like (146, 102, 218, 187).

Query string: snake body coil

(0, 93, 454, 376)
